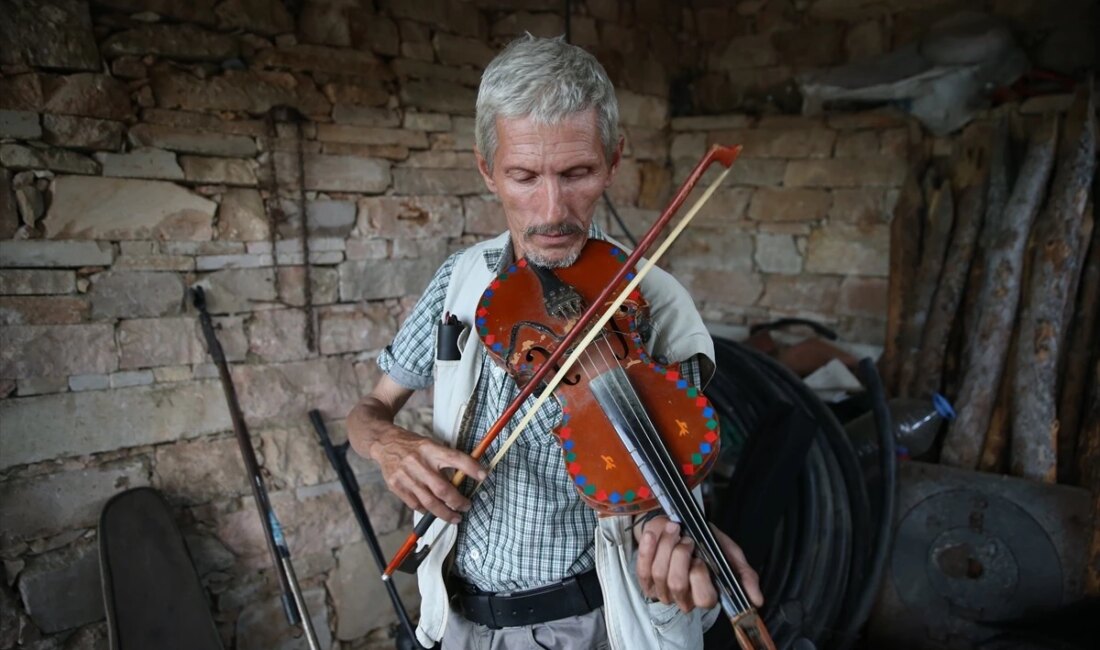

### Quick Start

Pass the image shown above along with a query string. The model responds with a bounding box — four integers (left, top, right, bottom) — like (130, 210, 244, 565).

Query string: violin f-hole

(604, 328, 630, 361)
(526, 347, 581, 385)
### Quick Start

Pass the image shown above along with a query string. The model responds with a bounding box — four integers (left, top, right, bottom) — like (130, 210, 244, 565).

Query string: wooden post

(1011, 87, 1097, 482)
(1078, 362, 1100, 595)
(1059, 208, 1098, 484)
(947, 116, 1014, 400)
(941, 120, 1058, 470)
(897, 173, 955, 396)
(879, 170, 925, 395)
(912, 121, 999, 399)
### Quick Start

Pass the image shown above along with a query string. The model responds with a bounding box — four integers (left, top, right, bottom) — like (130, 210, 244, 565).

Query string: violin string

(591, 326, 754, 612)
(584, 329, 752, 613)
(600, 341, 750, 613)
(597, 346, 751, 614)
(573, 307, 744, 611)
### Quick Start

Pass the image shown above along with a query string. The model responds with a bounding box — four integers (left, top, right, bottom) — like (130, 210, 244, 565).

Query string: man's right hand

(347, 375, 487, 524)
(365, 421, 487, 524)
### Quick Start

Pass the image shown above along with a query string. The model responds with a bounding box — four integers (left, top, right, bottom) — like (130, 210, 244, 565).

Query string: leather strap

(453, 569, 603, 629)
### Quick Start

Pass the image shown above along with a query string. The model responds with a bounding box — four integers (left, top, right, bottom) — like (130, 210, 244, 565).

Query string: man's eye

(512, 173, 536, 184)
(565, 168, 591, 179)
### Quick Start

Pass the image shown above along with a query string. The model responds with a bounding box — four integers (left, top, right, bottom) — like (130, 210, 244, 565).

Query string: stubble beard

(523, 223, 586, 269)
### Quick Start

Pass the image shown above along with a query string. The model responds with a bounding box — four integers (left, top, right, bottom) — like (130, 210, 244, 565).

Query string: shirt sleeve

(376, 252, 460, 390)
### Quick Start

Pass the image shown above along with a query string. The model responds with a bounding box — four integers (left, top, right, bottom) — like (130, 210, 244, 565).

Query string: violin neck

(587, 366, 767, 634)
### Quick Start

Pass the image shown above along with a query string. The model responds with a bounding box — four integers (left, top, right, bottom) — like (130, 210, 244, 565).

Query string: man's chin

(526, 244, 583, 269)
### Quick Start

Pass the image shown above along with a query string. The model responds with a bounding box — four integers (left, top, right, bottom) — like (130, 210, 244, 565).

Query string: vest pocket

(646, 600, 703, 649)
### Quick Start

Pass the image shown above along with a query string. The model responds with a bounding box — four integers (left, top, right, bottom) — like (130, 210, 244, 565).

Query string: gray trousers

(442, 607, 610, 650)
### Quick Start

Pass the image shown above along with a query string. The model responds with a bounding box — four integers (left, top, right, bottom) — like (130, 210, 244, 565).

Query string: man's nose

(542, 177, 567, 222)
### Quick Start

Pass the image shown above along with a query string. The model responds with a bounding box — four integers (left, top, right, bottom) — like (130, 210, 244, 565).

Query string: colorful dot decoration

(564, 352, 719, 514)
(477, 243, 719, 514)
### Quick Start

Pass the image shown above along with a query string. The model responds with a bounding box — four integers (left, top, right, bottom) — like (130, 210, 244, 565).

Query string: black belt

(452, 569, 603, 629)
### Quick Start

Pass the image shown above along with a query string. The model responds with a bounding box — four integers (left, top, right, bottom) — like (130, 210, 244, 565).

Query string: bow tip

(709, 144, 742, 168)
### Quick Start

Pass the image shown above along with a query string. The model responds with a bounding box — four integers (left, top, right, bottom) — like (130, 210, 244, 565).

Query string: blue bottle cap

(932, 392, 956, 420)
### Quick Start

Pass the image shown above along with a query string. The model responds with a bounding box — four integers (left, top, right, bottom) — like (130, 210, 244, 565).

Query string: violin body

(475, 239, 720, 516)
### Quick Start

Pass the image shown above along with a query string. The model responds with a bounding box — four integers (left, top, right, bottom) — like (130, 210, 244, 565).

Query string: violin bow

(384, 144, 740, 576)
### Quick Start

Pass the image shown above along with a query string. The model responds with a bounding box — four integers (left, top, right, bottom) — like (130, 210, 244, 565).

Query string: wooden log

(979, 362, 1012, 473)
(897, 173, 955, 396)
(940, 119, 1058, 470)
(1059, 207, 1098, 484)
(912, 121, 1000, 399)
(879, 169, 925, 395)
(1011, 87, 1097, 483)
(1078, 361, 1100, 595)
(979, 157, 1038, 474)
(946, 122, 1014, 400)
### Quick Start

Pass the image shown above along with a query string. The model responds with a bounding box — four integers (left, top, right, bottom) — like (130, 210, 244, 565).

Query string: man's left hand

(635, 515, 764, 613)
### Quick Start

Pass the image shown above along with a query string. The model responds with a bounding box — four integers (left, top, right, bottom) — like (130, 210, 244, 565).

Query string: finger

(636, 529, 658, 598)
(407, 479, 463, 524)
(389, 482, 426, 515)
(689, 557, 718, 610)
(716, 527, 764, 607)
(430, 446, 488, 482)
(415, 463, 473, 513)
(649, 522, 681, 603)
(668, 536, 696, 612)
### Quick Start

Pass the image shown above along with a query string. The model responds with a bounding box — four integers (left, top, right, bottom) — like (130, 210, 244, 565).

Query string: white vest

(416, 232, 719, 649)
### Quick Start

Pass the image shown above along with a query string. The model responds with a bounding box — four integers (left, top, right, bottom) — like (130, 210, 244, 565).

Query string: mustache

(523, 223, 585, 238)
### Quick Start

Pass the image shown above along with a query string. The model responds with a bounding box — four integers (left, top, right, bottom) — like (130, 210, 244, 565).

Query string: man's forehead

(493, 111, 604, 162)
(494, 108, 600, 134)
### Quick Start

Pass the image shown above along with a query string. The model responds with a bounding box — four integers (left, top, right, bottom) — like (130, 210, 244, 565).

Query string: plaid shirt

(377, 228, 701, 592)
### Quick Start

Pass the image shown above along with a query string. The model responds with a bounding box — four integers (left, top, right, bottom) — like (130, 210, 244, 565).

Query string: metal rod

(309, 410, 426, 649)
(191, 286, 319, 647)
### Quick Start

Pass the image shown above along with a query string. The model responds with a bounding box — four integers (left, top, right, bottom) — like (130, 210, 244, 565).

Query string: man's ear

(475, 148, 498, 194)
(605, 136, 625, 188)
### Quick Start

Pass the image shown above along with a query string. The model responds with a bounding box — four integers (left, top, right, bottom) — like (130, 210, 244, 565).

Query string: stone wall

(0, 2, 690, 649)
(0, 1, 1091, 649)
(664, 109, 915, 347)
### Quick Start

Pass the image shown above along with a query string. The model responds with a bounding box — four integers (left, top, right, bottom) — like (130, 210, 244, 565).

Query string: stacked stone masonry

(0, 0, 1090, 648)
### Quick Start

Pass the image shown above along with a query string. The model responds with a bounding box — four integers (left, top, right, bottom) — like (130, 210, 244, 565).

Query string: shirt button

(470, 549, 481, 560)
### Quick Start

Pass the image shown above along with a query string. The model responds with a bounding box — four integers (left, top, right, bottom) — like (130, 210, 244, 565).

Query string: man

(347, 35, 762, 649)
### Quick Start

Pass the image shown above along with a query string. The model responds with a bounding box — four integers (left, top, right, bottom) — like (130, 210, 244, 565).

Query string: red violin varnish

(474, 239, 720, 515)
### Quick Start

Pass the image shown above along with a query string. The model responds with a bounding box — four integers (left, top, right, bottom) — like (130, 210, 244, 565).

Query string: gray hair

(476, 35, 619, 172)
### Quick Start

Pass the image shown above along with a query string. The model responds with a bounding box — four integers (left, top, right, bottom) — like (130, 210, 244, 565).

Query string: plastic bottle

(844, 393, 956, 470)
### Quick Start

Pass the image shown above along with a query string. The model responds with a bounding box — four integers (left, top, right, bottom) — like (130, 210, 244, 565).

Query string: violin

(383, 145, 774, 649)
(476, 239, 720, 514)
(476, 240, 773, 649)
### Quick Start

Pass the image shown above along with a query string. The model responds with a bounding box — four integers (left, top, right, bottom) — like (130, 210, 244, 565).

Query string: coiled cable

(704, 337, 896, 650)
